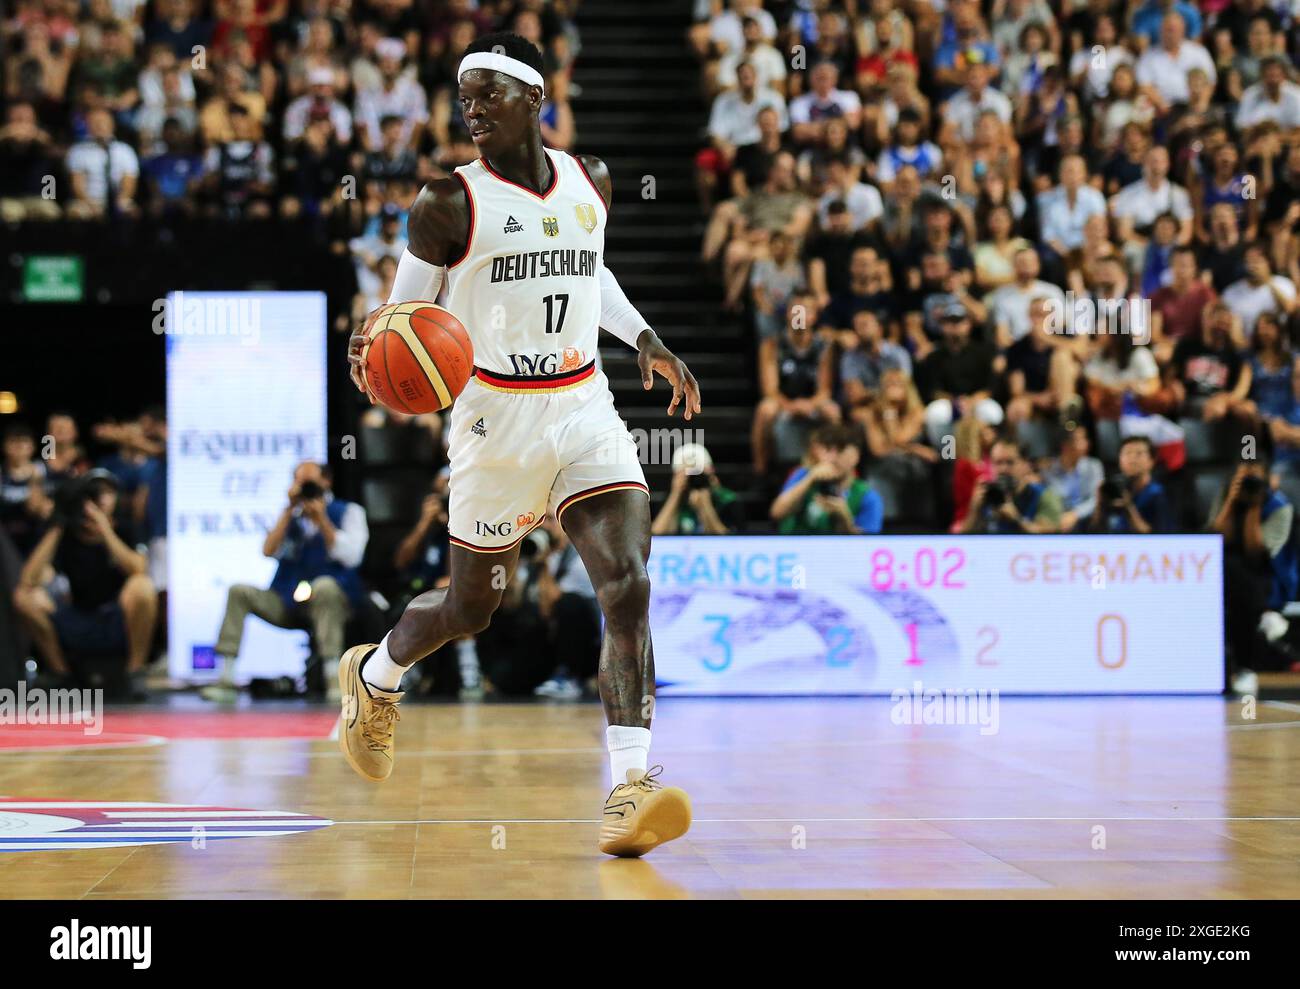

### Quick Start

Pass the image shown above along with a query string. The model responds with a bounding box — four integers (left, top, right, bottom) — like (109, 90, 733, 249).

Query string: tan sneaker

(598, 766, 692, 858)
(338, 644, 403, 782)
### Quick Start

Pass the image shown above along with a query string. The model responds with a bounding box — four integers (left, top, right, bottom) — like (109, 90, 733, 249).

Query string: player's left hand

(638, 333, 701, 421)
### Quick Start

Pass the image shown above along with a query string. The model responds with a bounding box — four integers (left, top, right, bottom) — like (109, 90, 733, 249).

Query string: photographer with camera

(473, 523, 561, 696)
(205, 461, 368, 703)
(1208, 459, 1300, 692)
(1084, 436, 1172, 534)
(961, 438, 1063, 534)
(11, 469, 157, 695)
(652, 443, 744, 536)
(771, 424, 883, 535)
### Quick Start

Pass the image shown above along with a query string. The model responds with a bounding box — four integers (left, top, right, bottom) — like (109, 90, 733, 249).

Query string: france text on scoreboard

(647, 535, 1223, 695)
(165, 292, 328, 680)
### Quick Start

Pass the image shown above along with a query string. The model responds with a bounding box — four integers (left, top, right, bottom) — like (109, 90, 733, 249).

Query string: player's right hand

(347, 314, 378, 404)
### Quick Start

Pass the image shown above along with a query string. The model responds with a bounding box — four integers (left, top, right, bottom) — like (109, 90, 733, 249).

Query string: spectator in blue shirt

(771, 424, 884, 534)
(1132, 1, 1202, 46)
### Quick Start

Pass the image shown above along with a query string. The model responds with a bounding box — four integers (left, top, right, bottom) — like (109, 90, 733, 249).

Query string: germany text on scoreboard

(647, 535, 1223, 695)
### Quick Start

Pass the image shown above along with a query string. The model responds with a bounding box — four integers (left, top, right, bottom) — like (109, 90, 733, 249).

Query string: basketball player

(341, 34, 701, 857)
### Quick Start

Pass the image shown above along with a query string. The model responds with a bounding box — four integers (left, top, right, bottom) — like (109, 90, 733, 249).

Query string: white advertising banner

(165, 292, 327, 680)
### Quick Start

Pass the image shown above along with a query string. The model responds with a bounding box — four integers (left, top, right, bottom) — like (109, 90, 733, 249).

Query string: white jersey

(445, 146, 607, 382)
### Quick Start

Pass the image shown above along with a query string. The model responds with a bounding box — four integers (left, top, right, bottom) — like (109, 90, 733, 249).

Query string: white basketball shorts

(444, 361, 648, 552)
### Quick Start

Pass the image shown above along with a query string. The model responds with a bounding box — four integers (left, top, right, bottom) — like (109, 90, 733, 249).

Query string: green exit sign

(23, 255, 84, 302)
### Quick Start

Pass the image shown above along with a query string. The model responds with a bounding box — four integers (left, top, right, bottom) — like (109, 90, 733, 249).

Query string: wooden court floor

(2, 696, 1299, 899)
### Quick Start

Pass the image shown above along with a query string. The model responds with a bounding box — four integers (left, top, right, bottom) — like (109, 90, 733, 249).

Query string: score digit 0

(1096, 614, 1127, 669)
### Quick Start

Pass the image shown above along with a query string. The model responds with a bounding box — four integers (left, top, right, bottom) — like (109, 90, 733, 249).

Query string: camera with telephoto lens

(51, 469, 117, 525)
(1239, 473, 1268, 502)
(982, 475, 1016, 509)
(814, 478, 840, 498)
(1100, 473, 1129, 505)
(297, 480, 324, 502)
(687, 471, 711, 491)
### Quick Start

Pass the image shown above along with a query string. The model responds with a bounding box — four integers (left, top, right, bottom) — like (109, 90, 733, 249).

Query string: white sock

(606, 725, 651, 787)
(217, 656, 237, 686)
(456, 637, 480, 688)
(362, 634, 407, 692)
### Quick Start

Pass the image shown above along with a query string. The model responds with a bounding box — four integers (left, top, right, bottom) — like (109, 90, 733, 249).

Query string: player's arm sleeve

(598, 263, 651, 349)
(387, 249, 445, 304)
(329, 501, 370, 570)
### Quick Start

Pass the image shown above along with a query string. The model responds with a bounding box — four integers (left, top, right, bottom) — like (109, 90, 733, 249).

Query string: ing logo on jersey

(542, 216, 559, 237)
(0, 798, 333, 851)
(575, 204, 598, 233)
(558, 347, 583, 372)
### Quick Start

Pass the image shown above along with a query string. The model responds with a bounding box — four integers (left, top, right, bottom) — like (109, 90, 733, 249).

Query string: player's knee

(596, 563, 651, 623)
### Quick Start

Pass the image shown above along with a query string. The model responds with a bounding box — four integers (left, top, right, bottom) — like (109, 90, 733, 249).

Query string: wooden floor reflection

(2, 696, 1298, 899)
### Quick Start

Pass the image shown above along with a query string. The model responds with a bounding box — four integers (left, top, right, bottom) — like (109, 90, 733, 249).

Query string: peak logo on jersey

(506, 349, 588, 376)
(471, 417, 487, 437)
(575, 203, 598, 233)
(0, 798, 332, 851)
(516, 512, 536, 528)
(542, 216, 559, 237)
(503, 215, 524, 233)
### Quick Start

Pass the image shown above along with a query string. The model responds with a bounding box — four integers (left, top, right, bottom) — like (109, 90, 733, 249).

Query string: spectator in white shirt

(816, 157, 884, 231)
(714, 14, 788, 94)
(940, 59, 1012, 142)
(692, 0, 777, 59)
(1037, 154, 1107, 257)
(1222, 243, 1299, 337)
(284, 66, 353, 143)
(705, 61, 789, 149)
(985, 248, 1067, 347)
(1236, 56, 1300, 132)
(1110, 145, 1194, 243)
(1135, 12, 1216, 109)
(66, 108, 140, 219)
(354, 37, 427, 151)
(789, 61, 862, 146)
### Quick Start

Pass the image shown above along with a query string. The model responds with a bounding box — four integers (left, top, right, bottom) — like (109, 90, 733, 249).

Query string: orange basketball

(363, 301, 473, 415)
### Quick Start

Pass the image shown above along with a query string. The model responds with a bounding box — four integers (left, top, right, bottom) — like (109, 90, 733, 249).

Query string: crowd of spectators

(1, 0, 580, 238)
(687, 0, 1300, 682)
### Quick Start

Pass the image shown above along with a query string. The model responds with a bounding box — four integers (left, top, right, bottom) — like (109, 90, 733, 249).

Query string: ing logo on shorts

(475, 519, 516, 537)
(516, 512, 536, 528)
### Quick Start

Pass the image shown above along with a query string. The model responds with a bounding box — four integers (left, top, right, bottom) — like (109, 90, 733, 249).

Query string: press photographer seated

(770, 424, 883, 535)
(205, 461, 368, 702)
(961, 438, 1062, 535)
(1082, 436, 1173, 534)
(11, 469, 157, 694)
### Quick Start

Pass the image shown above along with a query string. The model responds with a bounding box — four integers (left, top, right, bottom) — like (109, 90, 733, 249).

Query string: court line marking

(328, 816, 1300, 825)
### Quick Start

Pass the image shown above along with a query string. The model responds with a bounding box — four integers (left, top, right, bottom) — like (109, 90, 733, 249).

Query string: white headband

(458, 51, 545, 94)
